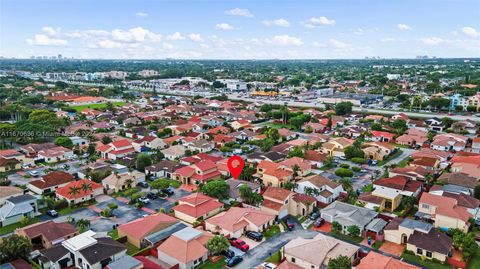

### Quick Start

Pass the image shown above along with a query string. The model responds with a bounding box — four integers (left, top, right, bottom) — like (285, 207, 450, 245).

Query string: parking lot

(142, 188, 191, 212)
(40, 196, 148, 233)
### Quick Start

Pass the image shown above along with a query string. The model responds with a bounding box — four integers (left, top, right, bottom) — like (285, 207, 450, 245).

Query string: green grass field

(0, 217, 39, 235)
(70, 102, 125, 112)
(197, 258, 227, 269)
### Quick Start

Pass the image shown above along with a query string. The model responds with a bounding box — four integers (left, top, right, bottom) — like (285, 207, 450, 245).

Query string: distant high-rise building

(58, 54, 62, 59)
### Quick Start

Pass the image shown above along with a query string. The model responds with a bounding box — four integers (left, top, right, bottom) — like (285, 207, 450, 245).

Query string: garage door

(278, 209, 288, 219)
(321, 213, 333, 223)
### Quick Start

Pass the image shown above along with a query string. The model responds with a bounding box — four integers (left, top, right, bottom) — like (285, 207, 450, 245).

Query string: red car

(229, 237, 249, 252)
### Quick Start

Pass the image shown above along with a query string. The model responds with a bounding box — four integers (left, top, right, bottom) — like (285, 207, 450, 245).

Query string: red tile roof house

(389, 166, 428, 181)
(409, 157, 440, 171)
(132, 136, 167, 152)
(98, 139, 135, 160)
(261, 187, 315, 219)
(117, 213, 182, 248)
(211, 134, 236, 148)
(19, 143, 56, 158)
(37, 146, 74, 163)
(156, 227, 213, 269)
(27, 171, 75, 195)
(55, 179, 103, 205)
(418, 192, 472, 233)
(172, 193, 224, 224)
(16, 220, 77, 249)
(205, 207, 276, 238)
(172, 160, 221, 185)
(366, 131, 395, 143)
(279, 157, 313, 177)
(374, 175, 423, 198)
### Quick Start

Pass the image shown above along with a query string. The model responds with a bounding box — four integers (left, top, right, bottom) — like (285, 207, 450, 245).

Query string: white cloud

(262, 19, 290, 27)
(26, 34, 68, 46)
(188, 33, 204, 42)
(419, 37, 443, 45)
(329, 39, 349, 49)
(397, 23, 411, 30)
(111, 27, 161, 43)
(41, 26, 60, 36)
(225, 8, 253, 17)
(166, 32, 185, 41)
(381, 38, 396, 42)
(200, 43, 210, 49)
(136, 12, 148, 17)
(266, 35, 303, 46)
(312, 42, 326, 47)
(215, 23, 235, 30)
(162, 43, 174, 50)
(97, 39, 123, 49)
(303, 16, 335, 28)
(461, 26, 479, 38)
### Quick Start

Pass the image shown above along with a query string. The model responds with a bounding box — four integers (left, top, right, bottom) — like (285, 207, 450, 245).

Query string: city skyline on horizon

(1, 0, 479, 60)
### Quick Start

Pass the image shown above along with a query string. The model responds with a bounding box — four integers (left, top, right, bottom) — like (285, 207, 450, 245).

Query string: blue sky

(1, 0, 479, 59)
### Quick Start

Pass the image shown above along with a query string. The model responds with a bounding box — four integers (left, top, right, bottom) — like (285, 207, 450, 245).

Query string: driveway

(239, 229, 319, 268)
(383, 148, 415, 166)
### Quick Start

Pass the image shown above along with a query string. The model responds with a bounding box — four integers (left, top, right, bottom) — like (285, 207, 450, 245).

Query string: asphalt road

(8, 159, 85, 186)
(227, 94, 480, 122)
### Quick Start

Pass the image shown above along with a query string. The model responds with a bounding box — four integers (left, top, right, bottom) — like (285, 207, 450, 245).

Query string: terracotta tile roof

(0, 186, 23, 198)
(156, 231, 209, 264)
(174, 193, 223, 218)
(358, 192, 384, 205)
(276, 261, 304, 269)
(299, 174, 340, 189)
(18, 220, 76, 242)
(411, 157, 437, 167)
(194, 160, 217, 172)
(292, 193, 316, 204)
(55, 179, 102, 200)
(118, 213, 178, 240)
(206, 207, 275, 232)
(420, 192, 471, 222)
(261, 199, 284, 211)
(263, 187, 292, 201)
(280, 157, 312, 171)
(357, 251, 420, 269)
(29, 171, 74, 190)
(374, 176, 422, 193)
(111, 139, 132, 148)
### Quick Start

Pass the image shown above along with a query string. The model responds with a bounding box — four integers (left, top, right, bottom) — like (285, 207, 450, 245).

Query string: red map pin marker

(227, 155, 244, 179)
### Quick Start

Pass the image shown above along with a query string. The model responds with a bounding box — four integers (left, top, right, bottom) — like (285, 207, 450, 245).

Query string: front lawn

(197, 258, 226, 269)
(167, 179, 182, 188)
(372, 241, 383, 250)
(126, 242, 140, 255)
(107, 229, 119, 239)
(263, 225, 281, 239)
(0, 217, 39, 235)
(295, 215, 307, 223)
(378, 149, 403, 166)
(329, 231, 363, 244)
(265, 250, 282, 263)
(401, 253, 450, 269)
(468, 247, 480, 269)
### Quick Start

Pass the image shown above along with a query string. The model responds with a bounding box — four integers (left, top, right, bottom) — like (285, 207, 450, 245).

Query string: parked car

(245, 231, 263, 242)
(29, 170, 39, 177)
(21, 164, 31, 169)
(82, 153, 90, 158)
(147, 192, 158, 200)
(313, 218, 325, 228)
(229, 237, 249, 251)
(138, 197, 150, 204)
(222, 249, 235, 259)
(47, 209, 58, 217)
(309, 212, 320, 221)
(163, 187, 174, 196)
(227, 256, 243, 267)
(137, 181, 149, 188)
(260, 263, 277, 269)
(285, 220, 295, 231)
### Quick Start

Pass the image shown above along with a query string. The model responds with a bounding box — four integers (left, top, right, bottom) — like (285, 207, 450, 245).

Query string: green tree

(135, 153, 152, 172)
(474, 184, 480, 200)
(238, 184, 263, 205)
(334, 102, 353, 115)
(151, 178, 170, 193)
(283, 181, 298, 191)
(428, 97, 450, 110)
(260, 104, 273, 113)
(87, 143, 96, 155)
(260, 138, 275, 152)
(206, 235, 230, 256)
(327, 255, 351, 269)
(0, 234, 32, 263)
(239, 164, 256, 181)
(287, 146, 304, 158)
(332, 221, 342, 233)
(347, 225, 360, 236)
(101, 136, 112, 144)
(462, 232, 479, 260)
(76, 219, 91, 232)
(201, 180, 230, 200)
(265, 128, 280, 141)
(54, 136, 74, 148)
(80, 181, 92, 193)
(68, 185, 81, 199)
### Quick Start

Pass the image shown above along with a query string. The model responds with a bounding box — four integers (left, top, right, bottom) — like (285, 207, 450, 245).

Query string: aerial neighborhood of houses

(1, 66, 480, 269)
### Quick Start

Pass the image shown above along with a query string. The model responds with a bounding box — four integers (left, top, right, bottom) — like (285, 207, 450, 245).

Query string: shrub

(351, 166, 361, 172)
(351, 157, 366, 164)
(340, 163, 350, 169)
(403, 249, 415, 255)
(335, 168, 354, 177)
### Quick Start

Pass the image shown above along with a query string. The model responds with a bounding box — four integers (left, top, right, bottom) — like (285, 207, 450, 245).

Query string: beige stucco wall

(406, 243, 447, 261)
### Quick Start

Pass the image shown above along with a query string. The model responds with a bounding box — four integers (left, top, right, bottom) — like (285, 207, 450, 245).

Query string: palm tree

(292, 164, 300, 180)
(80, 182, 92, 194)
(424, 173, 433, 186)
(68, 186, 81, 199)
(339, 178, 353, 192)
(76, 219, 90, 232)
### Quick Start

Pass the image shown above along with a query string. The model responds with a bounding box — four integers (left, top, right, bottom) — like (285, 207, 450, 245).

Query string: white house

(296, 175, 344, 205)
